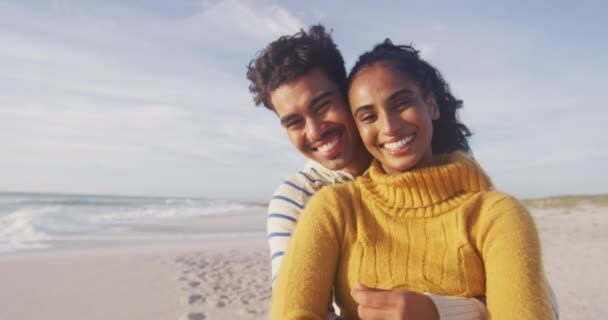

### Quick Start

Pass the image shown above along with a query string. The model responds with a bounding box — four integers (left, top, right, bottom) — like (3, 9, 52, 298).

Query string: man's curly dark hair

(348, 39, 473, 154)
(246, 24, 347, 111)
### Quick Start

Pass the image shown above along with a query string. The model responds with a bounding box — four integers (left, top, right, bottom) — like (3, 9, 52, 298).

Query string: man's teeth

(317, 136, 339, 152)
(383, 135, 414, 150)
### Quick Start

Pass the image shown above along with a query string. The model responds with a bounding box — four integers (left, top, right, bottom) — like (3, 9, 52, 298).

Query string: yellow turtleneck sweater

(271, 152, 554, 320)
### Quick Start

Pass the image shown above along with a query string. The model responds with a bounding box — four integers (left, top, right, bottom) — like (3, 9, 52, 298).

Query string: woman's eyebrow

(353, 105, 373, 118)
(386, 89, 415, 104)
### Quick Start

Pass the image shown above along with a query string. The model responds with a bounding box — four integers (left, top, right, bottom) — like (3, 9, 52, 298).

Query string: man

(246, 24, 557, 320)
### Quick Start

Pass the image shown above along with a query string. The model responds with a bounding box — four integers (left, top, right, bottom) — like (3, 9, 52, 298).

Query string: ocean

(0, 192, 267, 254)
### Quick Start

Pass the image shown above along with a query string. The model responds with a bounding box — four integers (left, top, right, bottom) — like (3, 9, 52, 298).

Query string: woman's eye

(359, 113, 376, 122)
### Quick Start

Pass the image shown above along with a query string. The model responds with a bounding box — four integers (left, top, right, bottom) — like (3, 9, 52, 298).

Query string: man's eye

(394, 101, 411, 110)
(286, 119, 303, 128)
(316, 102, 331, 113)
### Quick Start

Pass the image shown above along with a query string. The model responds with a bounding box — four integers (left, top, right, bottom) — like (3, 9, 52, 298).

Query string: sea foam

(0, 192, 265, 253)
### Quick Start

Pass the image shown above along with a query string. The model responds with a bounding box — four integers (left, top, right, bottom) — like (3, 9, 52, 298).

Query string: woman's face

(348, 62, 439, 175)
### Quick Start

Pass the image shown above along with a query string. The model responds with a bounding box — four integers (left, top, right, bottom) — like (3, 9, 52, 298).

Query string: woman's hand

(350, 283, 439, 320)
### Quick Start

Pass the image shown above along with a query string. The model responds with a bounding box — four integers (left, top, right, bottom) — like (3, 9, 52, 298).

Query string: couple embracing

(246, 25, 557, 320)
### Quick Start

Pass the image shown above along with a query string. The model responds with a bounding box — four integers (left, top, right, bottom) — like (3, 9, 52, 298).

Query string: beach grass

(521, 193, 608, 208)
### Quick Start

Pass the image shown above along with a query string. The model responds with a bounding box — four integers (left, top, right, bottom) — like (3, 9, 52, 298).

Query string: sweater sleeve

(425, 293, 487, 320)
(479, 196, 554, 320)
(270, 187, 343, 320)
(426, 278, 559, 320)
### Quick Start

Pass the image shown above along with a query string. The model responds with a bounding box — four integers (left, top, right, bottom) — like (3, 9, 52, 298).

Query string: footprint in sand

(188, 294, 205, 305)
(175, 250, 271, 316)
(185, 312, 206, 320)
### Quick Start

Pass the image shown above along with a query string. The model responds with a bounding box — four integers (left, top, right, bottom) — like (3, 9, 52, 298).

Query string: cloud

(0, 93, 300, 199)
(174, 0, 303, 43)
(0, 0, 304, 200)
(0, 1, 307, 107)
(1, 101, 195, 164)
(1, 1, 606, 200)
(0, 92, 294, 163)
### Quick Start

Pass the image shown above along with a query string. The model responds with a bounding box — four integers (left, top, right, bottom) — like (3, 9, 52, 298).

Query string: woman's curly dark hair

(348, 39, 472, 154)
(246, 24, 347, 111)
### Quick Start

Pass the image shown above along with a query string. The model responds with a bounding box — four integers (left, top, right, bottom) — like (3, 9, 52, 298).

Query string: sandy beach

(0, 203, 606, 319)
(0, 237, 270, 320)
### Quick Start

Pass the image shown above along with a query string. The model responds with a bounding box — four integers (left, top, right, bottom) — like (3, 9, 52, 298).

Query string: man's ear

(427, 94, 440, 120)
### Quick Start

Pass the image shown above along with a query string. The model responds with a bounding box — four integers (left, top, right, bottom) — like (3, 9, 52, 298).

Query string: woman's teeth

(383, 135, 414, 150)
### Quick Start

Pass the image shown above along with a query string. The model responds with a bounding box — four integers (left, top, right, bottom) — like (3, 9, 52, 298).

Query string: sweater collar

(358, 152, 493, 216)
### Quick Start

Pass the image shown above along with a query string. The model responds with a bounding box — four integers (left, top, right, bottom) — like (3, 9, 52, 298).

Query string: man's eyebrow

(308, 91, 333, 109)
(279, 91, 334, 126)
(280, 114, 298, 126)
(353, 105, 372, 118)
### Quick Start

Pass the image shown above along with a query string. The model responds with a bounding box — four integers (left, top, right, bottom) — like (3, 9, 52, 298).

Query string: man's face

(270, 68, 361, 171)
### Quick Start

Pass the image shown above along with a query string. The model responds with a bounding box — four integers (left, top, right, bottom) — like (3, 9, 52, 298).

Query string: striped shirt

(267, 160, 558, 320)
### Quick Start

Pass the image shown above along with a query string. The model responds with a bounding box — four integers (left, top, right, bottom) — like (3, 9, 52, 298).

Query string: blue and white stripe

(267, 160, 352, 285)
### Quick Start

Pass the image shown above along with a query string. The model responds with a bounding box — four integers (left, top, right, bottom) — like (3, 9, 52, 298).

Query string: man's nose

(306, 117, 326, 141)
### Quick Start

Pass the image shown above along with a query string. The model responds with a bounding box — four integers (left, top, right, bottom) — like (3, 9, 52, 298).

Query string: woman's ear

(427, 95, 440, 120)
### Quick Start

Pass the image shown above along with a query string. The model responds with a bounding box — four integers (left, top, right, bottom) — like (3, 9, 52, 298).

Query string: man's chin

(314, 157, 347, 171)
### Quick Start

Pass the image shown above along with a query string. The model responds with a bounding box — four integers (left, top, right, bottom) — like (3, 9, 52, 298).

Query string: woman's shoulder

(304, 181, 363, 219)
(311, 180, 362, 203)
(475, 190, 534, 226)
(298, 181, 362, 230)
(479, 191, 527, 210)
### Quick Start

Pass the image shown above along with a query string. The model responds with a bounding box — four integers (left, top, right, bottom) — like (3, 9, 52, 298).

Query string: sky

(1, 0, 606, 201)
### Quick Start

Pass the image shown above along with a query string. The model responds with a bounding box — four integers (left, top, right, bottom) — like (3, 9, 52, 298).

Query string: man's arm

(546, 278, 560, 319)
(270, 187, 342, 320)
(266, 176, 309, 285)
(425, 294, 487, 320)
(351, 284, 488, 320)
(267, 174, 343, 320)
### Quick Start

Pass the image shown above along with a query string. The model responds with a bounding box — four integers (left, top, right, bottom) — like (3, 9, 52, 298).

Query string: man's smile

(311, 129, 344, 159)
